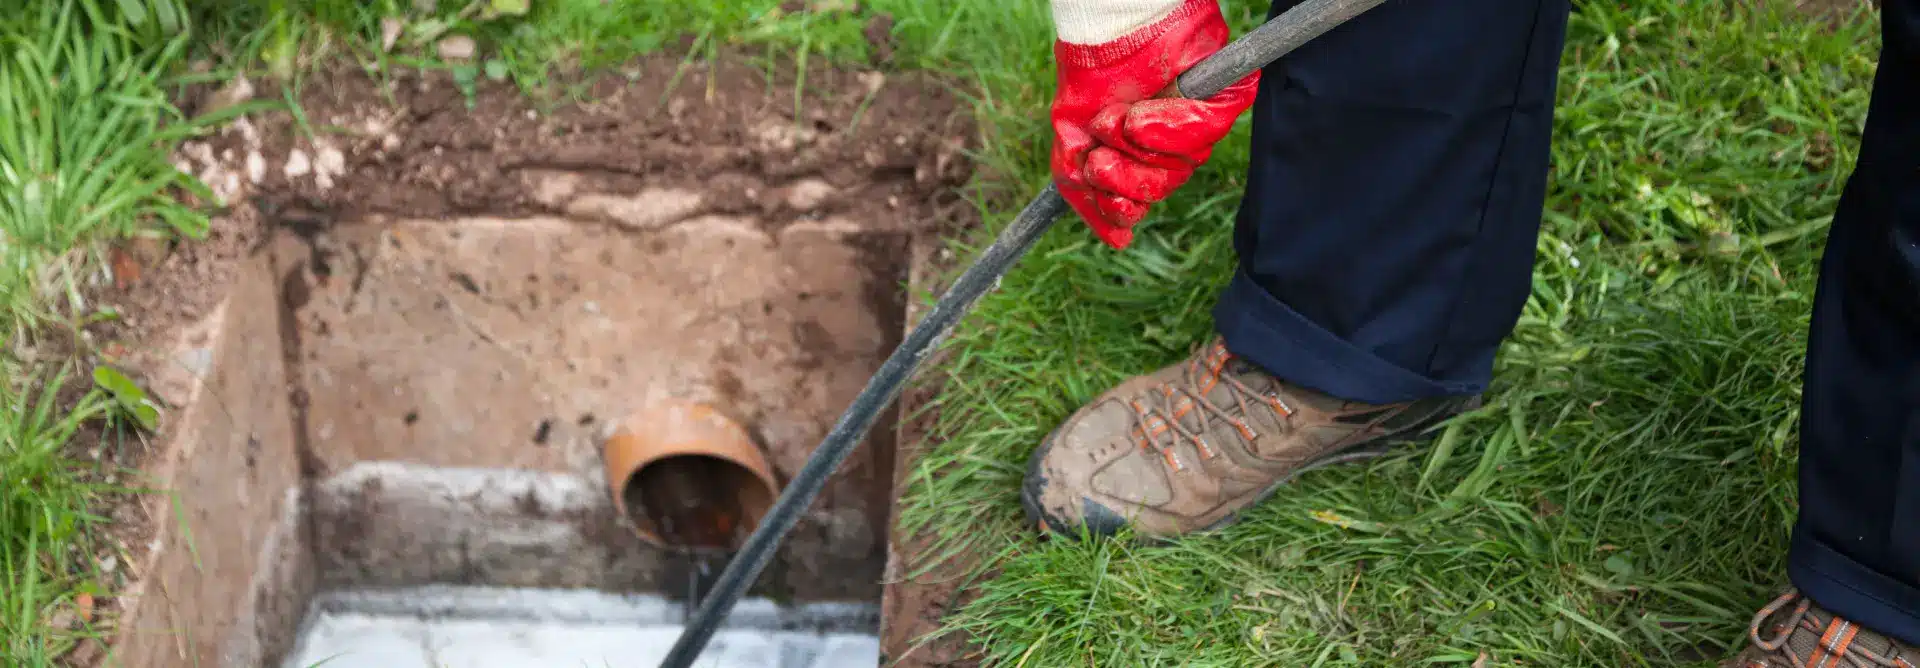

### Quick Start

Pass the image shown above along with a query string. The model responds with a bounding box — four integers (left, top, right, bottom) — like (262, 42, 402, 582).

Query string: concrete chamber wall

(108, 254, 314, 667)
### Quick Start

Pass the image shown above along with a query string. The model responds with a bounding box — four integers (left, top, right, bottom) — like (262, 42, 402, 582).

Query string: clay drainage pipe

(601, 400, 779, 551)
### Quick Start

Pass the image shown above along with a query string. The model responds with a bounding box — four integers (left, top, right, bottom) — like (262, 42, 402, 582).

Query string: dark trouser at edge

(1216, 0, 1920, 645)
(1788, 0, 1920, 647)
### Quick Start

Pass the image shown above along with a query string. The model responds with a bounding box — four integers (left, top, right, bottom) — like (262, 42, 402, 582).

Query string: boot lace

(1746, 589, 1916, 668)
(1126, 344, 1292, 471)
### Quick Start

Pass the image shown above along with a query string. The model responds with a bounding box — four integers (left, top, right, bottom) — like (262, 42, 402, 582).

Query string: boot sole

(1021, 396, 1481, 539)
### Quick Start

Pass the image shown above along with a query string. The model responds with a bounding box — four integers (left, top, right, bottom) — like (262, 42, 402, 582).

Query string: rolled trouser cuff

(1790, 527, 1920, 647)
(1213, 269, 1480, 404)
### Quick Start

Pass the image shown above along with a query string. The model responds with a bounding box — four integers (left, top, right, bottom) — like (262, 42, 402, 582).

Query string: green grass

(0, 0, 210, 664)
(0, 368, 117, 665)
(0, 0, 211, 339)
(0, 0, 1879, 664)
(892, 1, 1880, 666)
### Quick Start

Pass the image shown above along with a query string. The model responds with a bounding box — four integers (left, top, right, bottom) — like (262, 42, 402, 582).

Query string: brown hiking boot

(1021, 337, 1476, 538)
(1725, 589, 1917, 667)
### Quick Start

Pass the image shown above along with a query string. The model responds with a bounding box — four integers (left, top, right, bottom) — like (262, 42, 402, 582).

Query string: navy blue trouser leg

(1787, 0, 1920, 646)
(1214, 0, 1570, 404)
(1214, 0, 1920, 645)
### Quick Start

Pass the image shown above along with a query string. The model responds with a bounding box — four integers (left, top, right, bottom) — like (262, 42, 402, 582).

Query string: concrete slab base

(283, 586, 879, 668)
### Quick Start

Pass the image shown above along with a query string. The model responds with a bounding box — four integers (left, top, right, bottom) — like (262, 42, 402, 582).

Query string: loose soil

(82, 50, 975, 666)
(123, 54, 972, 346)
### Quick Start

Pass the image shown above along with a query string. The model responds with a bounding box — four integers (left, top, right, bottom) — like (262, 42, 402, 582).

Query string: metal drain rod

(658, 1, 1386, 664)
(679, 549, 724, 620)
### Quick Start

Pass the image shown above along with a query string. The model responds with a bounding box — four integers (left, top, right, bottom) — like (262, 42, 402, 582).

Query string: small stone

(200, 75, 254, 118)
(284, 149, 312, 178)
(246, 151, 266, 184)
(857, 71, 886, 96)
(219, 172, 241, 203)
(437, 35, 476, 61)
(46, 609, 74, 633)
(98, 555, 117, 574)
(380, 17, 404, 53)
(183, 141, 215, 167)
(231, 116, 261, 148)
(783, 178, 836, 211)
(316, 146, 346, 178)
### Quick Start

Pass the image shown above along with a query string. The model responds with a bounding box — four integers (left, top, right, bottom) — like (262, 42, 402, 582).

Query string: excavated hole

(106, 54, 972, 668)
(269, 212, 909, 668)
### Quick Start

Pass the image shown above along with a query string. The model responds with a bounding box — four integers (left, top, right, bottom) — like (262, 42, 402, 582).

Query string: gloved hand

(1049, 0, 1260, 249)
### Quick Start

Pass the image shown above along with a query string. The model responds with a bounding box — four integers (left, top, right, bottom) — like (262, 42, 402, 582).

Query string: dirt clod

(284, 149, 311, 178)
(782, 178, 837, 211)
(436, 36, 476, 61)
(381, 18, 404, 52)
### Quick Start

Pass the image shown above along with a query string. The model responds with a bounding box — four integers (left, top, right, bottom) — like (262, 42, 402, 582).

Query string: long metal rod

(658, 0, 1385, 664)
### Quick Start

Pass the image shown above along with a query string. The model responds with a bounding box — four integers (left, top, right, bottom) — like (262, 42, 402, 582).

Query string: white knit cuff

(1051, 0, 1190, 45)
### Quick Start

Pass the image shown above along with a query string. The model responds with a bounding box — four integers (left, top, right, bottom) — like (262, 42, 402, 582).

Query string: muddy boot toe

(1021, 338, 1476, 539)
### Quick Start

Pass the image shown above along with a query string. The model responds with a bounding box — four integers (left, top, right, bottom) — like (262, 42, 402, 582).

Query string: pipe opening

(602, 401, 782, 551)
(623, 454, 774, 551)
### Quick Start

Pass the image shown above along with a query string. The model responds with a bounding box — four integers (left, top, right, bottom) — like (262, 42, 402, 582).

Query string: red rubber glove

(1049, 0, 1260, 249)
